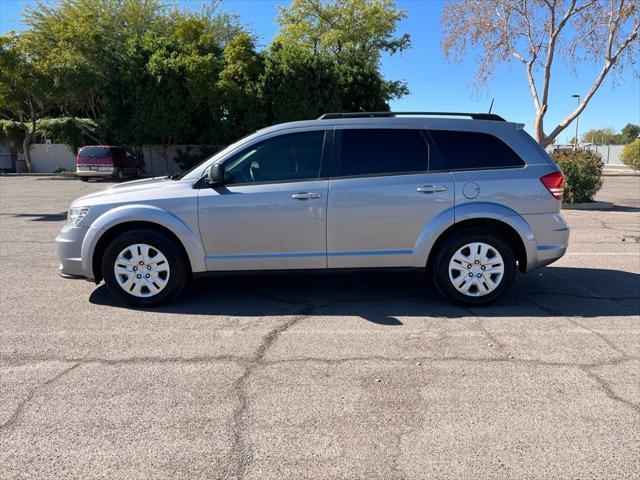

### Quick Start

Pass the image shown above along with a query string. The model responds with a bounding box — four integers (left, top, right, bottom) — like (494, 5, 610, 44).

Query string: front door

(327, 127, 455, 268)
(198, 129, 330, 271)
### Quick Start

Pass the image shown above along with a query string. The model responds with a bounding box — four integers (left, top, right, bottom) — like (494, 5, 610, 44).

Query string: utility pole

(572, 94, 580, 150)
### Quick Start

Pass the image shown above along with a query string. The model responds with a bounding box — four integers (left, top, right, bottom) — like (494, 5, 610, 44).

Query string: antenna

(488, 98, 495, 114)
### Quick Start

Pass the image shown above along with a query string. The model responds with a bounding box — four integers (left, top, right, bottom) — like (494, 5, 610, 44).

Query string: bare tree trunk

(22, 132, 33, 173)
(534, 110, 546, 146)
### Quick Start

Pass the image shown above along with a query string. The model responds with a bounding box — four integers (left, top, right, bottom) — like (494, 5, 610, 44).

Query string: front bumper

(77, 165, 116, 177)
(56, 224, 91, 279)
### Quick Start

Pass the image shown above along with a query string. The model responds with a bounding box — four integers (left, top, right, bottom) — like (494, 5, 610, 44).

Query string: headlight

(67, 207, 91, 226)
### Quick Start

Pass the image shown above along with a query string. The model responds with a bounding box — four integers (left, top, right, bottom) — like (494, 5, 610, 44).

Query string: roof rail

(317, 111, 506, 121)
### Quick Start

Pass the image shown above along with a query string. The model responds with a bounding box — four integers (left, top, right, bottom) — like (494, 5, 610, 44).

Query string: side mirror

(208, 164, 224, 187)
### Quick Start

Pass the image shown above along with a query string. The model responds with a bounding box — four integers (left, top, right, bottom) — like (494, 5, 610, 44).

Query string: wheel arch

(81, 205, 207, 282)
(426, 218, 530, 273)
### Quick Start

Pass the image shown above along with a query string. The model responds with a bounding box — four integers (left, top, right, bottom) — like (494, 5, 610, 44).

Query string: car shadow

(89, 266, 640, 323)
(7, 212, 68, 222)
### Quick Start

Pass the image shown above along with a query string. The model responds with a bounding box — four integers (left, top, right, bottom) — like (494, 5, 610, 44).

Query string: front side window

(335, 129, 429, 177)
(427, 130, 525, 171)
(223, 131, 325, 185)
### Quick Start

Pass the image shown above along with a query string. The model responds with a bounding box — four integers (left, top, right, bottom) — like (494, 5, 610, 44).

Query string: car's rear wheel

(114, 168, 124, 181)
(79, 177, 89, 182)
(102, 229, 188, 307)
(431, 229, 516, 305)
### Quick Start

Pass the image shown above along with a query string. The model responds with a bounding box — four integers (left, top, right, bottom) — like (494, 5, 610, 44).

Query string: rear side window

(79, 147, 110, 159)
(427, 130, 524, 171)
(335, 129, 429, 177)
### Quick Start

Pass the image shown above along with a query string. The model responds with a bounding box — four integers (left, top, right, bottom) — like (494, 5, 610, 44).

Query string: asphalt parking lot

(1, 174, 639, 479)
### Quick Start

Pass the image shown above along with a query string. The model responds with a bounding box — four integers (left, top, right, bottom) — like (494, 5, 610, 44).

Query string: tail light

(540, 171, 565, 200)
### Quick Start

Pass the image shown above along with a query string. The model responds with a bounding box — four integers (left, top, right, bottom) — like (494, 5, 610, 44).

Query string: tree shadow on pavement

(89, 266, 640, 323)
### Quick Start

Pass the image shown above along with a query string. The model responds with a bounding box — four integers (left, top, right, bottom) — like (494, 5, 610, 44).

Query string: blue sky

(1, 0, 638, 141)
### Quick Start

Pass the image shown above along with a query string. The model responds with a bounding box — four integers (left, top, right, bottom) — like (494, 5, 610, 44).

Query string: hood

(71, 177, 184, 207)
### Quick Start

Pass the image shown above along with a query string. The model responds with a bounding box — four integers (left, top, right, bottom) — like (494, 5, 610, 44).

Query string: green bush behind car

(550, 150, 603, 204)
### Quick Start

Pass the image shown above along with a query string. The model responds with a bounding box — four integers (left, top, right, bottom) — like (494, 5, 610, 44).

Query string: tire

(136, 167, 143, 178)
(431, 228, 516, 306)
(102, 228, 188, 307)
(114, 168, 124, 181)
(80, 177, 89, 182)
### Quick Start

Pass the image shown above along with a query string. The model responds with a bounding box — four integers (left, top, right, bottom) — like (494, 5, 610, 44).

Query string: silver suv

(56, 112, 569, 306)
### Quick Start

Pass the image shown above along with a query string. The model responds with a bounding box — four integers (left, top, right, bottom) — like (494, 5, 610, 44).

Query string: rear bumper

(77, 165, 116, 177)
(523, 212, 570, 271)
(56, 224, 91, 280)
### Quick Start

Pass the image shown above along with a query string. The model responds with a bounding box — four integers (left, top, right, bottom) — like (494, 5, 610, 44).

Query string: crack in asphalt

(2, 282, 639, 474)
(0, 362, 80, 430)
(0, 354, 248, 367)
(520, 295, 640, 416)
(581, 366, 640, 415)
(230, 301, 316, 480)
(229, 289, 422, 479)
(521, 297, 628, 359)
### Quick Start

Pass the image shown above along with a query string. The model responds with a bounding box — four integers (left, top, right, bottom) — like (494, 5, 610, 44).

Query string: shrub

(620, 139, 640, 170)
(0, 120, 25, 144)
(550, 149, 604, 204)
(53, 167, 75, 175)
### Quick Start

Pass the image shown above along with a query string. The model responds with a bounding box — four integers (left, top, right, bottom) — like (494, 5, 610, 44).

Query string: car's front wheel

(102, 229, 188, 307)
(431, 229, 516, 305)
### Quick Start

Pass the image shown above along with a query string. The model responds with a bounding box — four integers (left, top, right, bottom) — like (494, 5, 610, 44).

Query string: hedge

(0, 117, 100, 153)
(550, 149, 604, 204)
(621, 139, 640, 170)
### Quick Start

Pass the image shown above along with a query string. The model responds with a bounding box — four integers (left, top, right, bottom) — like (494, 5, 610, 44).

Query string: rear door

(327, 127, 454, 268)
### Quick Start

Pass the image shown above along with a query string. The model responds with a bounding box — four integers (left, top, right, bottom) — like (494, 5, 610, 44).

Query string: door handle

(417, 185, 447, 193)
(291, 192, 322, 200)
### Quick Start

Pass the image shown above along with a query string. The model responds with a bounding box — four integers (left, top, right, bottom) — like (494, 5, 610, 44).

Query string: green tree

(20, 0, 243, 149)
(276, 0, 410, 111)
(0, 34, 53, 172)
(276, 0, 410, 63)
(621, 123, 640, 144)
(621, 139, 640, 170)
(217, 33, 265, 143)
(262, 42, 342, 123)
(581, 128, 619, 145)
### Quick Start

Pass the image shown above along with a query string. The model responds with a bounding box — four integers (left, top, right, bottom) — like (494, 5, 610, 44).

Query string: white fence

(548, 144, 626, 165)
(3, 143, 216, 176)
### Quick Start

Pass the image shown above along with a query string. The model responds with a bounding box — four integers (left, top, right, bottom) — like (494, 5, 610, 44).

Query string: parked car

(76, 145, 142, 181)
(57, 112, 569, 306)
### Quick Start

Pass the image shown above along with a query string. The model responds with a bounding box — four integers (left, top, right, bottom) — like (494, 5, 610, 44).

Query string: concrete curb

(602, 171, 639, 176)
(562, 201, 614, 211)
(0, 172, 75, 177)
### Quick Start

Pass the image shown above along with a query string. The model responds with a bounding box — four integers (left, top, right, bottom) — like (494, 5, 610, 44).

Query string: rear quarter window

(427, 130, 524, 171)
(79, 147, 110, 159)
